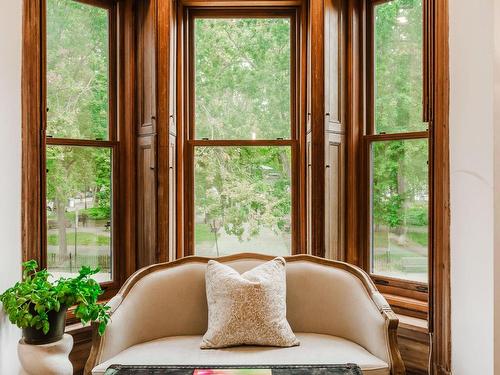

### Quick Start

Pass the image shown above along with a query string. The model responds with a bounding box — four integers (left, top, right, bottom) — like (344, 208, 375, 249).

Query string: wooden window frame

(178, 5, 306, 256)
(363, 0, 431, 319)
(346, 0, 450, 372)
(22, 0, 124, 308)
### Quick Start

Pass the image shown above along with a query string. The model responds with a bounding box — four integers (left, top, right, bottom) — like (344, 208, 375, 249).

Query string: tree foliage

(195, 147, 291, 248)
(46, 0, 111, 258)
(372, 0, 428, 237)
(194, 18, 293, 249)
(195, 18, 291, 140)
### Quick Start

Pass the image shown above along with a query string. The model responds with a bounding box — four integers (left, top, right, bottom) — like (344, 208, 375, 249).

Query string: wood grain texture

(398, 322, 430, 375)
(298, 3, 307, 254)
(136, 0, 157, 136)
(22, 0, 43, 266)
(176, 0, 186, 258)
(323, 0, 345, 261)
(428, 0, 451, 373)
(324, 135, 345, 260)
(135, 0, 159, 268)
(136, 135, 158, 268)
(308, 0, 326, 257)
(117, 0, 138, 281)
(344, 0, 364, 266)
(157, 0, 173, 262)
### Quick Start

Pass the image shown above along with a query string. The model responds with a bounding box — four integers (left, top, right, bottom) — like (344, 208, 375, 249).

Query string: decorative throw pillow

(201, 257, 299, 349)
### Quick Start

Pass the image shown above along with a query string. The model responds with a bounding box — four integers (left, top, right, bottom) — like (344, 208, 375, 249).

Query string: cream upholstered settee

(85, 254, 405, 375)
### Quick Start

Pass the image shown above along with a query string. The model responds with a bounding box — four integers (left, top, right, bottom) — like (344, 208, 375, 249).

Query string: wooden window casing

(179, 6, 306, 256)
(22, 0, 123, 304)
(363, 0, 431, 319)
(349, 0, 450, 372)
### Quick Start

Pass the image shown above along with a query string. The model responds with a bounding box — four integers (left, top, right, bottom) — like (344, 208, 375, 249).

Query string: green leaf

(98, 321, 106, 336)
(42, 321, 50, 335)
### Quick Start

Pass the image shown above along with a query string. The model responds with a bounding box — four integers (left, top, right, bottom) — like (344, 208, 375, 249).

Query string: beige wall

(0, 0, 22, 373)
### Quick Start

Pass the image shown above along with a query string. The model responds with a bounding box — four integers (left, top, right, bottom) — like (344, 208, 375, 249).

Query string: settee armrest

(283, 255, 405, 375)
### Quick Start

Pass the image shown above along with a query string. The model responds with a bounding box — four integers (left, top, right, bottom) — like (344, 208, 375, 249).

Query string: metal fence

(47, 253, 111, 273)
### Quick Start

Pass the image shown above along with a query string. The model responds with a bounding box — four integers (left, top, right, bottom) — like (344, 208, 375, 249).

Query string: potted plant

(0, 260, 110, 345)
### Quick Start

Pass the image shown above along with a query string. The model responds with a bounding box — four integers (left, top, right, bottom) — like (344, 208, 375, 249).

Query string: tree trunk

(396, 158, 408, 243)
(92, 187, 98, 206)
(279, 150, 291, 178)
(56, 198, 68, 259)
(84, 185, 88, 210)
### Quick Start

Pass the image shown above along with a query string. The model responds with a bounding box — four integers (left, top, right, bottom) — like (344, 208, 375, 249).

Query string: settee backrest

(99, 255, 391, 367)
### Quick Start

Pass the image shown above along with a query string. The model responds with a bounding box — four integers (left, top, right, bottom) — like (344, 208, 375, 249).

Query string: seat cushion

(92, 333, 389, 375)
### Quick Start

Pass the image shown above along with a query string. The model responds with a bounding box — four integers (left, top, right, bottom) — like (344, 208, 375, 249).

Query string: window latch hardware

(202, 137, 209, 141)
(276, 137, 284, 140)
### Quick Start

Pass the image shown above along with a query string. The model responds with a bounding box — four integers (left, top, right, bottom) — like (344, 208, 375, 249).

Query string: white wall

(449, 0, 496, 374)
(0, 0, 23, 373)
(494, 1, 500, 374)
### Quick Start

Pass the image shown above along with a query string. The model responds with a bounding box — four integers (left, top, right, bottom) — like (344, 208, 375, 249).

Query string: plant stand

(18, 333, 73, 375)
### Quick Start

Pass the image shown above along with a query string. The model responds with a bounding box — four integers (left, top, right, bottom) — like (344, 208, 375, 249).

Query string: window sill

(397, 314, 427, 333)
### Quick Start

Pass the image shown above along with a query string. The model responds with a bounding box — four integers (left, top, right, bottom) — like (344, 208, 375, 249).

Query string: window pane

(46, 146, 112, 282)
(46, 0, 109, 140)
(194, 18, 291, 140)
(370, 139, 428, 282)
(374, 0, 425, 134)
(194, 146, 292, 256)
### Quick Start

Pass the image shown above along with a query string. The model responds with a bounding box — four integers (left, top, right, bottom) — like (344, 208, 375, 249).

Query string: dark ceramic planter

(22, 305, 68, 345)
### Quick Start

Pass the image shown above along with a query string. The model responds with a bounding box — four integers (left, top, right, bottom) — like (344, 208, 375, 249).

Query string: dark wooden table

(104, 364, 362, 375)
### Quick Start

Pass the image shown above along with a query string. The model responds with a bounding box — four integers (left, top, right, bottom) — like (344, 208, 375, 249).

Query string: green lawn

(407, 231, 428, 247)
(373, 230, 428, 248)
(47, 232, 110, 246)
(195, 223, 216, 243)
(373, 230, 428, 275)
